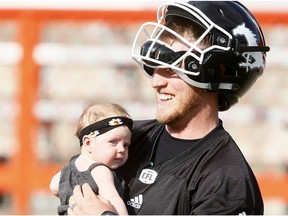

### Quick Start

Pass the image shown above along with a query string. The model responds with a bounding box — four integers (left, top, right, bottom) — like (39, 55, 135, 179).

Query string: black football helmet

(132, 1, 270, 111)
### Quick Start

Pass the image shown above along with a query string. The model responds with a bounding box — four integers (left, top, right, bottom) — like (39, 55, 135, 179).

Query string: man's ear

(82, 135, 92, 153)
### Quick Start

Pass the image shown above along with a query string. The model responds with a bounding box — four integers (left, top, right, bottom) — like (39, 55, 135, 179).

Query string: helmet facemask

(132, 1, 234, 90)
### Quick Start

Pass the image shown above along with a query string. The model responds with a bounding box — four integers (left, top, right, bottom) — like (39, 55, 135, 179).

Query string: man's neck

(166, 107, 219, 140)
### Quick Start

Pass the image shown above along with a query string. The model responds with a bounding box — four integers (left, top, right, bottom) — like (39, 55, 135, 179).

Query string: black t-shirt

(117, 119, 263, 215)
(154, 128, 199, 166)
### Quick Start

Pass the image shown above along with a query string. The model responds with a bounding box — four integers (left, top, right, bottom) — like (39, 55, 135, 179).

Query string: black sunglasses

(140, 41, 186, 76)
(140, 40, 200, 76)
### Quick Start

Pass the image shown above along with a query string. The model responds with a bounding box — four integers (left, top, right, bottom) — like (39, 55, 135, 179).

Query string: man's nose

(151, 69, 168, 88)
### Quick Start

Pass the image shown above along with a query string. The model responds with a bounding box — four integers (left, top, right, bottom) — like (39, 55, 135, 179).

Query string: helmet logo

(232, 23, 264, 73)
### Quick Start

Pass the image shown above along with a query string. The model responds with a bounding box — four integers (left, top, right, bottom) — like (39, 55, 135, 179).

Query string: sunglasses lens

(139, 40, 187, 76)
(141, 41, 177, 62)
(140, 41, 153, 57)
(143, 64, 155, 77)
(140, 41, 159, 77)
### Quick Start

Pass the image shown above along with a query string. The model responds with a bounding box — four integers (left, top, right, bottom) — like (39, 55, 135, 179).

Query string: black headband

(79, 116, 133, 146)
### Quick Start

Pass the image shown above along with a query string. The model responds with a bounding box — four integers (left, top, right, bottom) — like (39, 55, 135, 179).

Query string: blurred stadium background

(0, 0, 287, 214)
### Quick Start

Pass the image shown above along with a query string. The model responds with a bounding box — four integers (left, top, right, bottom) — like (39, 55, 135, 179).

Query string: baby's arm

(91, 166, 128, 215)
(50, 171, 61, 197)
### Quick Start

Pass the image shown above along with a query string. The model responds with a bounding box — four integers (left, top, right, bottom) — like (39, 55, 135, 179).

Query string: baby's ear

(82, 135, 92, 152)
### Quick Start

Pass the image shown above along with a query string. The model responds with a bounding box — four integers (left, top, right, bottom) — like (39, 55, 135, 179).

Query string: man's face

(151, 38, 206, 127)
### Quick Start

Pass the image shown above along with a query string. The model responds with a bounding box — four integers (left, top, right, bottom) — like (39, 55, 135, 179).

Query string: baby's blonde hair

(75, 103, 131, 140)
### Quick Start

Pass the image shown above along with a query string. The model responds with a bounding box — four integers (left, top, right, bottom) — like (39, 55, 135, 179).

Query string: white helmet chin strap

(177, 71, 234, 91)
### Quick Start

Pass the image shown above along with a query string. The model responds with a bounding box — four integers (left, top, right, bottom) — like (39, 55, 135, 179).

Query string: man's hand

(67, 183, 117, 215)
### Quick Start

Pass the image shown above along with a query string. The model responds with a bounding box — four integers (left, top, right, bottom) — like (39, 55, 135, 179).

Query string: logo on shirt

(139, 169, 158, 184)
(127, 194, 143, 209)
